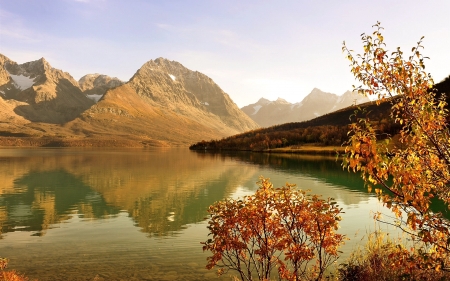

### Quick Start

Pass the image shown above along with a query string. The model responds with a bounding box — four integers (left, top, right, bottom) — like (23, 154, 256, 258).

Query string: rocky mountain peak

(306, 88, 337, 99)
(257, 98, 271, 105)
(0, 54, 93, 123)
(275, 97, 290, 104)
(0, 54, 260, 146)
(79, 73, 124, 102)
(79, 74, 123, 91)
(127, 57, 258, 132)
(0, 54, 14, 66)
(18, 57, 51, 76)
(242, 88, 371, 127)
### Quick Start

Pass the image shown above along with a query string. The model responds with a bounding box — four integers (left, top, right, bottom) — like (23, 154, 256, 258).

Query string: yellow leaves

(343, 22, 450, 273)
(377, 33, 384, 42)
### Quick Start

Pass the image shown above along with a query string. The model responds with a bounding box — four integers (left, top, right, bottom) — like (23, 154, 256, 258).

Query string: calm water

(0, 148, 399, 281)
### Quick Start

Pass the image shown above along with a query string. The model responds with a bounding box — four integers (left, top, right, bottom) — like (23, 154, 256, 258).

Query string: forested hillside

(190, 76, 450, 151)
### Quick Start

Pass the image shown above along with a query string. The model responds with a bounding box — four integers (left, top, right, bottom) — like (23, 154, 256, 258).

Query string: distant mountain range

(0, 53, 377, 147)
(0, 54, 258, 146)
(241, 88, 370, 127)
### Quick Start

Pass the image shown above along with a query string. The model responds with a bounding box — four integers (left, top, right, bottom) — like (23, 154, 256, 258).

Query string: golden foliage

(343, 22, 450, 271)
(202, 177, 345, 281)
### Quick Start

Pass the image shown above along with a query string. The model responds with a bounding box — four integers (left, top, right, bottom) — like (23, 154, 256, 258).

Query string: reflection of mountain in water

(129, 167, 256, 236)
(0, 169, 119, 236)
(68, 150, 258, 237)
(0, 149, 258, 238)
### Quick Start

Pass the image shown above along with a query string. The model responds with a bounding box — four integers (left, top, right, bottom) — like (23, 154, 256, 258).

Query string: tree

(342, 22, 450, 272)
(202, 177, 345, 281)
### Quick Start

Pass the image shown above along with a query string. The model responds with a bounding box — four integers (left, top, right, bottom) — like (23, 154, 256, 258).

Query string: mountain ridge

(0, 54, 259, 146)
(241, 88, 370, 127)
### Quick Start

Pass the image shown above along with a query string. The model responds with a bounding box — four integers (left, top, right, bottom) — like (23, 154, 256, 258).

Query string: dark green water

(0, 148, 400, 281)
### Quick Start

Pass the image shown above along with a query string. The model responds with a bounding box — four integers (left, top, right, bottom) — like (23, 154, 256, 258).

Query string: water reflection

(194, 151, 371, 205)
(0, 148, 385, 281)
(0, 148, 260, 238)
(0, 169, 119, 236)
(0, 149, 379, 239)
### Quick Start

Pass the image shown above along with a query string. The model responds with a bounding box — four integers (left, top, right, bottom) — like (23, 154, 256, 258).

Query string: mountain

(0, 54, 94, 124)
(0, 55, 259, 146)
(78, 74, 123, 102)
(127, 58, 258, 133)
(241, 88, 370, 127)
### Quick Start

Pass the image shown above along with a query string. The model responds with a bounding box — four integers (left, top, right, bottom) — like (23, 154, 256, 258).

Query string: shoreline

(190, 145, 346, 155)
(0, 137, 172, 148)
(0, 138, 346, 155)
(264, 145, 345, 155)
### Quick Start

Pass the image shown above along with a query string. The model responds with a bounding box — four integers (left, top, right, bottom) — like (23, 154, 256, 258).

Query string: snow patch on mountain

(8, 72, 35, 90)
(87, 94, 103, 102)
(253, 105, 262, 115)
(169, 74, 176, 81)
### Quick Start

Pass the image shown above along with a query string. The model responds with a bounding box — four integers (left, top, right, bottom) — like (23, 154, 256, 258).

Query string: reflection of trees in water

(193, 151, 370, 207)
(211, 152, 367, 191)
(0, 169, 119, 236)
(198, 151, 450, 216)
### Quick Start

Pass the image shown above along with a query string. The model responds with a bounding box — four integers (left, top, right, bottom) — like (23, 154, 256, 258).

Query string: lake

(0, 148, 399, 281)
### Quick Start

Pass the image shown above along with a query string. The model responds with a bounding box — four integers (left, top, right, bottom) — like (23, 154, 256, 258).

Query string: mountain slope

(0, 54, 94, 124)
(65, 83, 233, 145)
(241, 88, 370, 127)
(128, 58, 258, 133)
(0, 55, 259, 146)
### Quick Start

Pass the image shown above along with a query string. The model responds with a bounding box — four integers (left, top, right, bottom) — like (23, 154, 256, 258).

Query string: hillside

(190, 76, 450, 151)
(0, 55, 259, 147)
(190, 99, 396, 151)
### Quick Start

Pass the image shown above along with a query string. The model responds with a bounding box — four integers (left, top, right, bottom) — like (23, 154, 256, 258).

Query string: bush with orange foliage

(202, 177, 345, 281)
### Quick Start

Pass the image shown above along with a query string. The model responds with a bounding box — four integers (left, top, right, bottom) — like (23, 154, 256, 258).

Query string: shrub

(339, 231, 450, 281)
(202, 177, 345, 281)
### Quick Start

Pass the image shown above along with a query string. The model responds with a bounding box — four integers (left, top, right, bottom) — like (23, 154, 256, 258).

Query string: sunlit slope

(0, 55, 260, 146)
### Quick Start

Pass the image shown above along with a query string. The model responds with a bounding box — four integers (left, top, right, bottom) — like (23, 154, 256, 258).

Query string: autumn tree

(202, 177, 345, 281)
(342, 22, 450, 272)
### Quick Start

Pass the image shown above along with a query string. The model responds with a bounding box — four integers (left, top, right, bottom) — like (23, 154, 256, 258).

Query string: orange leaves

(0, 258, 33, 281)
(202, 177, 345, 281)
(343, 23, 450, 272)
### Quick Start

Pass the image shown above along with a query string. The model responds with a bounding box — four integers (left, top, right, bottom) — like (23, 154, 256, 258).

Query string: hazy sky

(1, 0, 449, 107)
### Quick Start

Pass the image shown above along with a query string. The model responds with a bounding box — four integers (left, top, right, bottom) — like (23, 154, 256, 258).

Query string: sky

(1, 0, 449, 107)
